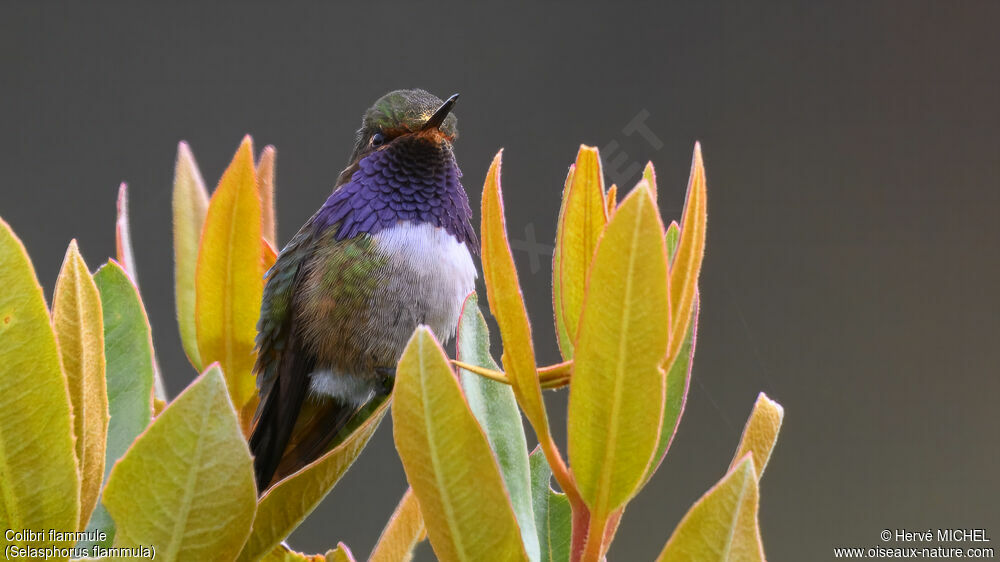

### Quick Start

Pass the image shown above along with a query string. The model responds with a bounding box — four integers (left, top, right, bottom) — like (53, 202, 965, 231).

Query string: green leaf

(52, 240, 108, 529)
(668, 144, 707, 363)
(173, 141, 210, 371)
(116, 183, 167, 402)
(456, 292, 539, 562)
(665, 220, 680, 262)
(102, 366, 256, 561)
(553, 146, 607, 361)
(237, 398, 390, 562)
(480, 150, 550, 439)
(730, 393, 784, 480)
(0, 218, 80, 554)
(567, 183, 670, 519)
(82, 260, 155, 549)
(641, 296, 699, 486)
(656, 457, 764, 562)
(393, 327, 528, 562)
(370, 488, 425, 562)
(529, 449, 571, 562)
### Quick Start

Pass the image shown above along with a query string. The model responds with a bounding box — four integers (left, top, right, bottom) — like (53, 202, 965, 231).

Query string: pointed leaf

(370, 488, 425, 562)
(257, 145, 277, 246)
(263, 237, 278, 271)
(642, 297, 699, 486)
(262, 544, 341, 562)
(195, 136, 264, 417)
(393, 327, 529, 562)
(642, 161, 657, 203)
(82, 260, 155, 549)
(665, 220, 680, 262)
(554, 146, 607, 360)
(656, 457, 764, 562)
(669, 144, 707, 362)
(0, 219, 80, 553)
(456, 292, 539, 561)
(605, 183, 617, 216)
(173, 141, 210, 370)
(325, 543, 356, 562)
(481, 150, 550, 439)
(118, 183, 167, 402)
(568, 184, 670, 518)
(52, 240, 108, 529)
(103, 366, 256, 560)
(529, 449, 571, 562)
(730, 393, 784, 480)
(115, 183, 139, 283)
(237, 399, 389, 562)
(553, 164, 575, 360)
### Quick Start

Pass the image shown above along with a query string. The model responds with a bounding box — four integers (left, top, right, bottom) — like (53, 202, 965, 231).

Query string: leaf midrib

(165, 392, 212, 559)
(419, 338, 470, 561)
(594, 196, 648, 517)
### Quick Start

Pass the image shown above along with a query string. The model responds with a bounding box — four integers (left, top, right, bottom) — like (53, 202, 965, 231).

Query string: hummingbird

(249, 89, 478, 492)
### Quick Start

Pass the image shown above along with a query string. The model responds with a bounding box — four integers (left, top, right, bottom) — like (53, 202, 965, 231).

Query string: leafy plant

(0, 136, 783, 561)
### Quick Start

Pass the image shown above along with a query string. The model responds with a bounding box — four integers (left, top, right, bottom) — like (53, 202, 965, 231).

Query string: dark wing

(249, 224, 316, 493)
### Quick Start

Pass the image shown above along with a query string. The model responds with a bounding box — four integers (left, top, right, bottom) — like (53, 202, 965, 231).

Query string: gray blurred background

(3, 2, 998, 560)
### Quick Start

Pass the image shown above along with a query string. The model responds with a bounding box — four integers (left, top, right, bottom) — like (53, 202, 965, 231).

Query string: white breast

(372, 221, 478, 341)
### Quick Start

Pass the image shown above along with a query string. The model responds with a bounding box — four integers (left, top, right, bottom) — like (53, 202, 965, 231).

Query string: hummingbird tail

(269, 397, 367, 482)
(249, 345, 314, 494)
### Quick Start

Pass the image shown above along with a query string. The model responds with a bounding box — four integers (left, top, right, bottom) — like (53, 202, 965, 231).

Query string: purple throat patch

(316, 138, 478, 250)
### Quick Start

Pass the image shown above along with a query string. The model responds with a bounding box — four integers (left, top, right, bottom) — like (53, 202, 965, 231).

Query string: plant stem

(450, 359, 573, 389)
(581, 510, 609, 562)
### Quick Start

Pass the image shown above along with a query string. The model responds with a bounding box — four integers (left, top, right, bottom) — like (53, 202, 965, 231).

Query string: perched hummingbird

(250, 89, 478, 491)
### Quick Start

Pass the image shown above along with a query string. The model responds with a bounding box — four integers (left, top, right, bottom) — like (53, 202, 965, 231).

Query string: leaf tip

(756, 391, 784, 419)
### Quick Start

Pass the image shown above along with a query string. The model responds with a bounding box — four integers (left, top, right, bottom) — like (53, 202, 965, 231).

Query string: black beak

(421, 93, 459, 131)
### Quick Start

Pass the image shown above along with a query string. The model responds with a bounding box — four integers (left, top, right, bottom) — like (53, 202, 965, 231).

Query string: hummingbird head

(338, 89, 460, 184)
(320, 89, 478, 249)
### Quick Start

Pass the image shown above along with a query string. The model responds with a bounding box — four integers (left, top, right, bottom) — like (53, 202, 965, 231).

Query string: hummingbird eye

(371, 132, 386, 148)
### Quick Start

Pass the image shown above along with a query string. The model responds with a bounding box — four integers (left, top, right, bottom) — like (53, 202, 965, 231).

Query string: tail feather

(249, 343, 314, 494)
(270, 397, 363, 483)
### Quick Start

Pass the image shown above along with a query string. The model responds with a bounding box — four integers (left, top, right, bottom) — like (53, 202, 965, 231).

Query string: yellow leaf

(554, 146, 607, 361)
(257, 145, 278, 246)
(263, 236, 278, 271)
(237, 400, 389, 562)
(642, 161, 657, 203)
(668, 143, 707, 363)
(480, 150, 550, 438)
(52, 240, 108, 529)
(173, 141, 210, 370)
(605, 183, 618, 216)
(730, 393, 784, 480)
(258, 543, 357, 562)
(567, 183, 670, 519)
(552, 163, 575, 360)
(656, 457, 764, 562)
(103, 366, 257, 561)
(325, 543, 357, 562)
(195, 136, 264, 418)
(392, 327, 529, 562)
(0, 219, 80, 552)
(370, 488, 425, 562)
